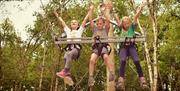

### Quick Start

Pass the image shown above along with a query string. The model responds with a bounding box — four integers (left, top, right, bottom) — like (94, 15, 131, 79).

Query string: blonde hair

(122, 16, 131, 23)
(70, 19, 80, 30)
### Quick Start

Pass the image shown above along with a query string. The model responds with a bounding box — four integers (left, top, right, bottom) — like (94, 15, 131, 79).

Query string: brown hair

(96, 17, 105, 23)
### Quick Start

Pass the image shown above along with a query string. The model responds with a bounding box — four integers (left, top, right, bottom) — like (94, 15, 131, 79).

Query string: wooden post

(104, 0, 115, 91)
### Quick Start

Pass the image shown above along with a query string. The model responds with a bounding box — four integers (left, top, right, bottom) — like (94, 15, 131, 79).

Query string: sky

(0, 0, 142, 41)
(0, 0, 49, 40)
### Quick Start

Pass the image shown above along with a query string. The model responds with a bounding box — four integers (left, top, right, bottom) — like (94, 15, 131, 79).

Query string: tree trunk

(152, 18, 158, 91)
(147, 0, 158, 90)
(48, 50, 61, 91)
(18, 82, 22, 91)
(15, 82, 18, 91)
(38, 43, 46, 91)
(50, 73, 54, 91)
(130, 0, 154, 90)
(55, 77, 59, 91)
(50, 51, 59, 91)
(138, 20, 154, 91)
(0, 32, 2, 85)
(144, 41, 154, 91)
(104, 0, 115, 91)
(137, 17, 154, 91)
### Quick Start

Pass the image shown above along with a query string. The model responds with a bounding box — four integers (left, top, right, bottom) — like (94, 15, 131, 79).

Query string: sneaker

(139, 77, 149, 89)
(64, 76, 74, 86)
(116, 77, 125, 90)
(109, 72, 115, 82)
(56, 69, 70, 78)
(88, 76, 95, 87)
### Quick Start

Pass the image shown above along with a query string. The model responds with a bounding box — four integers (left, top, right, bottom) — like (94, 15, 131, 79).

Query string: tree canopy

(0, 0, 179, 91)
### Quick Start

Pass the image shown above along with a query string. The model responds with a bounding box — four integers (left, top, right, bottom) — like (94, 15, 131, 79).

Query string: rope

(72, 60, 105, 90)
(70, 42, 105, 90)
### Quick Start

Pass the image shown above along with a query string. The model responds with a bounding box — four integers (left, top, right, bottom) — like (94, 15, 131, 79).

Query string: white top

(64, 26, 84, 41)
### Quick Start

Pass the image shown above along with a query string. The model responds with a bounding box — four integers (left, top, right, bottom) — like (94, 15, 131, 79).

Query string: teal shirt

(114, 23, 137, 48)
(114, 23, 137, 38)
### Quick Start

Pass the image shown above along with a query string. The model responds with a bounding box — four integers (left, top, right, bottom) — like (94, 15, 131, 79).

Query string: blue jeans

(119, 45, 143, 78)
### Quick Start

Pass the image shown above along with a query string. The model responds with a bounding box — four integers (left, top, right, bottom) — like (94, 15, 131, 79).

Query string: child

(53, 7, 91, 78)
(113, 3, 149, 90)
(88, 4, 115, 87)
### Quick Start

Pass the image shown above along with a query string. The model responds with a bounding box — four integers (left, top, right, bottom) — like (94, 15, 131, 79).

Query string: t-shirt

(114, 23, 137, 48)
(92, 27, 108, 38)
(64, 26, 84, 41)
(114, 23, 137, 38)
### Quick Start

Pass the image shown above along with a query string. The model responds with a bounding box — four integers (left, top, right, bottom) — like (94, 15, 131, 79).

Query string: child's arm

(88, 4, 95, 30)
(114, 13, 121, 27)
(81, 6, 92, 28)
(134, 3, 145, 23)
(104, 2, 112, 30)
(53, 9, 67, 28)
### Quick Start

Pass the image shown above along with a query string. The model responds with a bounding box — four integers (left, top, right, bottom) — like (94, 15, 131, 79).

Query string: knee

(119, 55, 127, 62)
(133, 56, 139, 62)
(103, 54, 109, 61)
(120, 59, 126, 64)
(64, 54, 73, 61)
(65, 52, 73, 58)
(134, 61, 140, 65)
(90, 54, 97, 65)
(90, 59, 96, 65)
(120, 58, 126, 62)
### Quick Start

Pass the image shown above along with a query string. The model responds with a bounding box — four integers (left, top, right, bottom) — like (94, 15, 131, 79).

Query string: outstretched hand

(99, 4, 105, 12)
(141, 0, 148, 7)
(105, 1, 113, 10)
(89, 4, 94, 11)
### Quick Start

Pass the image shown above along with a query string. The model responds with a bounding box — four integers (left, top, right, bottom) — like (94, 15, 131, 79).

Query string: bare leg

(88, 53, 98, 86)
(103, 54, 115, 81)
(103, 54, 113, 72)
(89, 53, 98, 76)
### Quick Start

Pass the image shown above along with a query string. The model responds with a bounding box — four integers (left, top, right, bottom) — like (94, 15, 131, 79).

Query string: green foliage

(1, 0, 180, 90)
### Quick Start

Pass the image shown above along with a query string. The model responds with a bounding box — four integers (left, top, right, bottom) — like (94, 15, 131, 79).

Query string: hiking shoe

(88, 76, 95, 87)
(56, 69, 70, 78)
(64, 76, 74, 86)
(116, 77, 125, 90)
(139, 77, 149, 89)
(109, 72, 115, 82)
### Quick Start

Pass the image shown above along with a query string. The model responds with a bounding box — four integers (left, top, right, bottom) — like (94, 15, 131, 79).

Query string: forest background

(0, 0, 179, 91)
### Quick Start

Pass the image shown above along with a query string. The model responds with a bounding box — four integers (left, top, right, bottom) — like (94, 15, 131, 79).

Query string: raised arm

(81, 9, 91, 27)
(114, 13, 121, 27)
(104, 2, 112, 30)
(88, 4, 95, 29)
(134, 3, 145, 23)
(53, 9, 67, 28)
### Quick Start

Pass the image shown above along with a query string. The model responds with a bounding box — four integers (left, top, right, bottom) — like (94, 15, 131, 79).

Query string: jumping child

(113, 2, 149, 90)
(88, 4, 115, 87)
(53, 7, 91, 79)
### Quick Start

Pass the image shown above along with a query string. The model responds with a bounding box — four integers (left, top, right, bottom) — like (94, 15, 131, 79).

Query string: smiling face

(122, 16, 131, 31)
(96, 18, 105, 30)
(70, 20, 79, 30)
